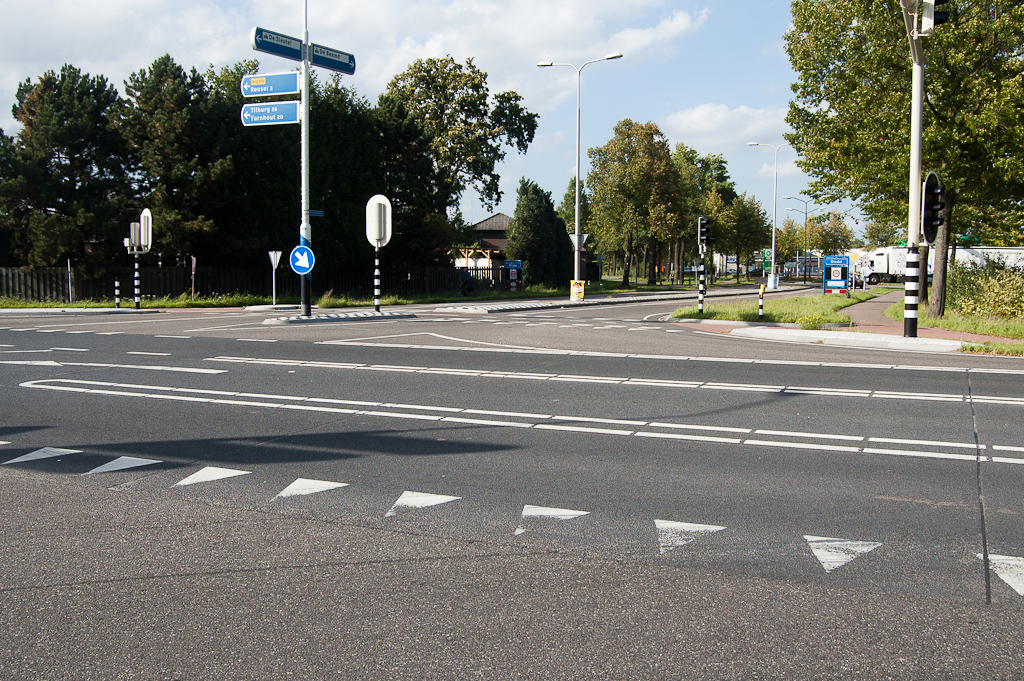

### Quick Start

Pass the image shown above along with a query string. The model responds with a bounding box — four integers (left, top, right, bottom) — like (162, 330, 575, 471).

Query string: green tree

(786, 0, 1024, 316)
(386, 56, 538, 211)
(727, 193, 771, 281)
(776, 215, 804, 268)
(588, 120, 682, 286)
(118, 55, 234, 264)
(810, 211, 856, 256)
(557, 177, 592, 237)
(863, 220, 905, 247)
(505, 178, 570, 286)
(0, 65, 130, 270)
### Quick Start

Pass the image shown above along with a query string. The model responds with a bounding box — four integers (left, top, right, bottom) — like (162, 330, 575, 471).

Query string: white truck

(858, 245, 1024, 285)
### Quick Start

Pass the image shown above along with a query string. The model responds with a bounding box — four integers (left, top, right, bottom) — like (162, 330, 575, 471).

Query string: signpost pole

(299, 0, 312, 317)
(374, 246, 381, 313)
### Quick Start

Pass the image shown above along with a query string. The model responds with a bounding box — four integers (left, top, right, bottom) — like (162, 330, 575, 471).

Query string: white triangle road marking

(2, 447, 81, 465)
(385, 490, 461, 517)
(84, 456, 162, 475)
(0, 441, 10, 446)
(981, 554, 1024, 596)
(655, 519, 726, 554)
(805, 535, 882, 573)
(173, 466, 250, 487)
(515, 504, 589, 536)
(276, 478, 349, 498)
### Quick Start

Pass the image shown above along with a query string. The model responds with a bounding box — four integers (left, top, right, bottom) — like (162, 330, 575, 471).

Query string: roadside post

(697, 217, 708, 314)
(269, 251, 282, 305)
(123, 208, 152, 310)
(115, 279, 120, 308)
(365, 195, 392, 313)
(759, 284, 765, 320)
(246, 5, 357, 317)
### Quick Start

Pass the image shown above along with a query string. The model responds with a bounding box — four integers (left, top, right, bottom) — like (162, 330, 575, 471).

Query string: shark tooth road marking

(276, 478, 350, 499)
(805, 535, 882, 573)
(84, 456, 162, 474)
(982, 554, 1024, 596)
(2, 447, 81, 465)
(515, 504, 589, 536)
(385, 491, 462, 517)
(655, 519, 727, 554)
(173, 466, 251, 487)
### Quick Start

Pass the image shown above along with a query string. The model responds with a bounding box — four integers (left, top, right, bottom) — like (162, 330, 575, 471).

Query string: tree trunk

(621, 233, 632, 287)
(647, 235, 658, 285)
(918, 244, 929, 313)
(735, 249, 741, 283)
(928, 193, 955, 318)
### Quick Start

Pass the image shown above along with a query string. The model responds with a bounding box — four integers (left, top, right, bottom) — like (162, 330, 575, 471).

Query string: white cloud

(660, 102, 789, 155)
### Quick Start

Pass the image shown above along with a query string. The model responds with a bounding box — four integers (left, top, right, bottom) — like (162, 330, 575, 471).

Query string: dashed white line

(127, 351, 171, 356)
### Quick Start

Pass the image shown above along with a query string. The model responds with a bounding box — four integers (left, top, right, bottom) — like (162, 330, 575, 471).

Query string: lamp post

(784, 195, 812, 283)
(748, 141, 791, 289)
(538, 53, 623, 291)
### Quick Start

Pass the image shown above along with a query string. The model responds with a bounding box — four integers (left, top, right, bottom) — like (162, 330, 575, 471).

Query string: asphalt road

(3, 292, 1024, 679)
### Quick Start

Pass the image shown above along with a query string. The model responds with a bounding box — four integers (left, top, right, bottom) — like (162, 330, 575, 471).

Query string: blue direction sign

(309, 43, 356, 75)
(241, 101, 300, 127)
(250, 27, 303, 62)
(241, 72, 300, 97)
(290, 245, 315, 275)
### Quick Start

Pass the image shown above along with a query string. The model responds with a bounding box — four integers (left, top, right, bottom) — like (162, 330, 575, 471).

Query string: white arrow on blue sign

(290, 245, 315, 275)
(309, 43, 356, 75)
(241, 101, 300, 127)
(241, 72, 300, 97)
(250, 27, 303, 62)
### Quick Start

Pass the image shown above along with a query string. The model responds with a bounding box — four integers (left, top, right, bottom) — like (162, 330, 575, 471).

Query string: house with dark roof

(455, 213, 510, 269)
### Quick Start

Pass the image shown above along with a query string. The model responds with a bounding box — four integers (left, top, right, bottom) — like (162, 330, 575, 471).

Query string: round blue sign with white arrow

(290, 245, 315, 275)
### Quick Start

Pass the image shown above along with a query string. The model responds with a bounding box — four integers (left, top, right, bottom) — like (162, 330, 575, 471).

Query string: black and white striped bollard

(904, 246, 919, 337)
(698, 261, 705, 314)
(759, 284, 764, 320)
(115, 279, 120, 308)
(134, 255, 140, 310)
(374, 246, 381, 313)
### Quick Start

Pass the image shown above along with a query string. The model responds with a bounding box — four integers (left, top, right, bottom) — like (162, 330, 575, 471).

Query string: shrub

(947, 261, 1024, 317)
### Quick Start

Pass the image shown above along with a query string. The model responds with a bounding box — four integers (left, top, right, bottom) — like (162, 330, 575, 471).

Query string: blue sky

(0, 1, 861, 234)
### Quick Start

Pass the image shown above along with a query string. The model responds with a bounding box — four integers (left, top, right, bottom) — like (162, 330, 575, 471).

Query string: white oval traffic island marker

(84, 456, 161, 475)
(2, 447, 81, 465)
(981, 554, 1024, 596)
(655, 519, 726, 554)
(805, 535, 882, 573)
(385, 491, 461, 517)
(276, 478, 349, 499)
(515, 504, 589, 536)
(173, 466, 251, 487)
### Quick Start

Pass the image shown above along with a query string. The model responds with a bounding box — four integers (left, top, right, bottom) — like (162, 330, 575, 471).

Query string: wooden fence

(1, 264, 503, 302)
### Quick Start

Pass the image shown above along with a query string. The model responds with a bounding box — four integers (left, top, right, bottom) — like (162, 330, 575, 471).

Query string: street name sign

(250, 27, 303, 62)
(310, 43, 356, 75)
(241, 72, 300, 97)
(241, 101, 300, 126)
(290, 245, 315, 275)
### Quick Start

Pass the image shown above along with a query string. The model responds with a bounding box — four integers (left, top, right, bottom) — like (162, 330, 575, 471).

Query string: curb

(0, 308, 161, 316)
(728, 327, 964, 353)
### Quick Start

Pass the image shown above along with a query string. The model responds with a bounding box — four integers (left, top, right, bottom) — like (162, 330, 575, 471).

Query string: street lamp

(783, 195, 812, 283)
(538, 53, 623, 292)
(747, 141, 791, 289)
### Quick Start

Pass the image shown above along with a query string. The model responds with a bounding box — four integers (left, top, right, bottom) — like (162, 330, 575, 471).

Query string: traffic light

(921, 171, 944, 245)
(920, 0, 951, 35)
(698, 217, 708, 246)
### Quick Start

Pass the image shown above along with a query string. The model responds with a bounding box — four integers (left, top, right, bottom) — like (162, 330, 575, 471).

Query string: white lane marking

(868, 437, 984, 450)
(96, 332, 124, 335)
(385, 491, 461, 517)
(861, 448, 983, 462)
(635, 431, 743, 444)
(127, 352, 171, 356)
(755, 429, 864, 441)
(0, 441, 9, 446)
(983, 554, 1024, 596)
(703, 382, 784, 393)
(647, 423, 751, 433)
(805, 535, 882, 573)
(19, 379, 1024, 466)
(64, 330, 92, 334)
(551, 415, 647, 426)
(173, 466, 250, 487)
(276, 478, 349, 498)
(35, 329, 65, 333)
(62, 362, 224, 374)
(2, 447, 81, 465)
(237, 338, 277, 342)
(154, 335, 191, 339)
(994, 445, 1024, 452)
(84, 456, 162, 474)
(872, 391, 963, 402)
(655, 519, 726, 554)
(745, 440, 862, 453)
(50, 347, 89, 352)
(463, 408, 553, 419)
(515, 504, 589, 535)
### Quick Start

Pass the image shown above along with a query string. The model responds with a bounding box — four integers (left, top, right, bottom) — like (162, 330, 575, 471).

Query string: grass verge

(884, 302, 1024, 340)
(672, 291, 880, 327)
